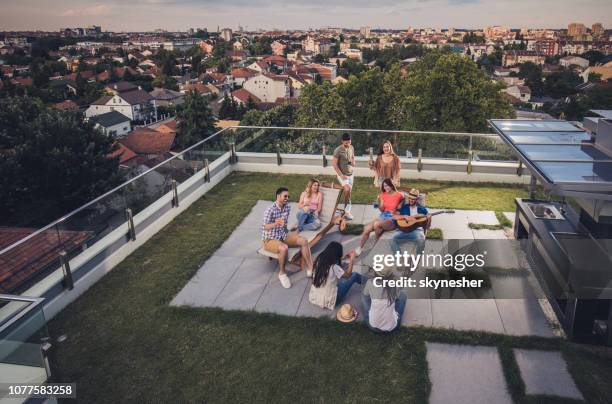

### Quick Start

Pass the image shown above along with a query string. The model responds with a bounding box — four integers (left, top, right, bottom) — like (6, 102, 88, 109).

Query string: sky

(0, 0, 611, 32)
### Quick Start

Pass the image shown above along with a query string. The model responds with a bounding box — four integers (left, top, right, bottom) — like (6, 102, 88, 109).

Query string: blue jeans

(336, 272, 362, 305)
(296, 209, 321, 231)
(361, 292, 407, 332)
(392, 229, 426, 254)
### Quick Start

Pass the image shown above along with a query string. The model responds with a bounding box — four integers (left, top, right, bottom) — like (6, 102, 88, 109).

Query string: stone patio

(171, 200, 555, 337)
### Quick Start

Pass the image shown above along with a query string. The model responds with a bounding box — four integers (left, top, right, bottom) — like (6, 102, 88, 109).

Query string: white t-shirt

(309, 264, 345, 309)
(363, 278, 399, 331)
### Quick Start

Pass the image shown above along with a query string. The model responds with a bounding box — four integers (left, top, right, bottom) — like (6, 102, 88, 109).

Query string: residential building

(86, 87, 156, 122)
(592, 23, 604, 38)
(504, 85, 531, 103)
(118, 127, 175, 158)
(559, 56, 589, 69)
(230, 88, 261, 106)
(89, 111, 132, 138)
(271, 40, 288, 56)
(484, 26, 511, 40)
(360, 26, 371, 38)
(242, 73, 291, 103)
(247, 61, 270, 73)
(502, 50, 545, 67)
(301, 36, 332, 55)
(533, 39, 557, 56)
(221, 28, 233, 42)
(199, 40, 214, 54)
(230, 67, 259, 87)
(162, 39, 198, 52)
(343, 48, 363, 61)
(568, 23, 587, 38)
(149, 87, 185, 107)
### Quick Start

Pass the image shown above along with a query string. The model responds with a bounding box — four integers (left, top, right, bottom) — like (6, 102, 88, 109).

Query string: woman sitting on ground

(309, 241, 362, 310)
(369, 140, 401, 188)
(296, 178, 323, 232)
(361, 267, 407, 332)
(354, 178, 404, 256)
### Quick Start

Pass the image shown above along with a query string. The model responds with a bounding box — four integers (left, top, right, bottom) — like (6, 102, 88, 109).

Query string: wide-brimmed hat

(336, 304, 358, 323)
(407, 188, 420, 199)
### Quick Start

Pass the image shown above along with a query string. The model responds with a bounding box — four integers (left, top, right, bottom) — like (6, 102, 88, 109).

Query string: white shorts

(337, 174, 354, 188)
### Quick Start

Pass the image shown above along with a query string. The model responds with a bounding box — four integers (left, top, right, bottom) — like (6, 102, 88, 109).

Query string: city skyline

(0, 0, 611, 32)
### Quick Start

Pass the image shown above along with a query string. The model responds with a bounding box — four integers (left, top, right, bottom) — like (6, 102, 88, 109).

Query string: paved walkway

(171, 200, 555, 338)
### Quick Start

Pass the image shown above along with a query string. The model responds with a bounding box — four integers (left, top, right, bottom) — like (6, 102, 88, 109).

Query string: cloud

(60, 4, 111, 17)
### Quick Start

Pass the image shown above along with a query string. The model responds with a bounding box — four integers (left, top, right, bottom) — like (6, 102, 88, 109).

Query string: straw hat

(408, 188, 420, 199)
(336, 304, 358, 323)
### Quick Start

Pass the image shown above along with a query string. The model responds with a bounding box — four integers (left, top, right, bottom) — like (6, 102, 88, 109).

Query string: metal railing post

(322, 145, 327, 167)
(417, 148, 423, 172)
(467, 150, 473, 174)
(204, 158, 210, 183)
(276, 143, 282, 166)
(58, 251, 74, 290)
(126, 208, 136, 241)
(517, 161, 523, 177)
(529, 175, 537, 199)
(171, 179, 179, 207)
(231, 142, 238, 163)
(228, 142, 236, 164)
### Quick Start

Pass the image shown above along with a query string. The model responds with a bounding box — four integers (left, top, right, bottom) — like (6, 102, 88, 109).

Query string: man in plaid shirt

(262, 187, 313, 289)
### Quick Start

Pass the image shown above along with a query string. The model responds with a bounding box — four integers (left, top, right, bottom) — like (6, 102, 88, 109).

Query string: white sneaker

(344, 212, 354, 221)
(279, 273, 292, 288)
(354, 247, 362, 257)
(306, 269, 313, 278)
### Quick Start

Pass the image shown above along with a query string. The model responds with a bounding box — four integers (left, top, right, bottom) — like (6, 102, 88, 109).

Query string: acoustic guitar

(392, 210, 455, 232)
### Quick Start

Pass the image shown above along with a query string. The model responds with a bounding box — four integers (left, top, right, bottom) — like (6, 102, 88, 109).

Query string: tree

(0, 97, 124, 226)
(219, 95, 238, 119)
(543, 68, 582, 98)
(518, 62, 544, 96)
(176, 91, 217, 148)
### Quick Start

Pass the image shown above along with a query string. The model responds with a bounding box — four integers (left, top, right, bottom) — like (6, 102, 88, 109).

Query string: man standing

(392, 188, 428, 254)
(332, 133, 355, 220)
(262, 187, 314, 288)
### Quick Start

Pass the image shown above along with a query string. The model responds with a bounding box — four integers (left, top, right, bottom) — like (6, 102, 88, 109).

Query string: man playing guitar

(391, 188, 429, 254)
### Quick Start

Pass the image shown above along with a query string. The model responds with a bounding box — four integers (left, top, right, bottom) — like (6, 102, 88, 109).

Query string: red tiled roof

(231, 88, 261, 104)
(119, 128, 175, 154)
(231, 68, 258, 79)
(0, 227, 93, 293)
(182, 82, 211, 94)
(156, 119, 178, 134)
(11, 77, 33, 86)
(108, 142, 137, 164)
(91, 95, 113, 105)
(52, 100, 79, 110)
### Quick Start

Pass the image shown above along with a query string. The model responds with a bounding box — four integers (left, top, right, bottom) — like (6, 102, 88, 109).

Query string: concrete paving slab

(170, 256, 244, 307)
(441, 229, 475, 240)
(472, 229, 508, 239)
(213, 280, 267, 311)
(237, 200, 270, 228)
(514, 349, 584, 400)
(426, 342, 513, 404)
(402, 298, 433, 327)
(467, 210, 500, 226)
(431, 299, 505, 333)
(496, 299, 554, 337)
(255, 270, 309, 316)
(215, 230, 263, 258)
(230, 257, 277, 284)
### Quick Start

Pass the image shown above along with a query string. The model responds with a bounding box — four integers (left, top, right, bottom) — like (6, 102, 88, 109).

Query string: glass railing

(0, 295, 49, 394)
(231, 127, 517, 162)
(0, 126, 518, 296)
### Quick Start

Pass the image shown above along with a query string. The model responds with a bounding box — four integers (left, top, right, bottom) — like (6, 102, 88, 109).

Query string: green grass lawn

(48, 172, 612, 403)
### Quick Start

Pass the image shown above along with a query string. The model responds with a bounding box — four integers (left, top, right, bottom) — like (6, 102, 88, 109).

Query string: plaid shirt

(261, 202, 291, 240)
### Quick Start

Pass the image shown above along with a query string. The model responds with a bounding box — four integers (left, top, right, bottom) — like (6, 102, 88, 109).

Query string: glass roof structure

(489, 119, 612, 198)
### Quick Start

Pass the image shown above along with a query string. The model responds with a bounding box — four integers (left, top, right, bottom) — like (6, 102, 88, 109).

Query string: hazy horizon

(0, 0, 610, 32)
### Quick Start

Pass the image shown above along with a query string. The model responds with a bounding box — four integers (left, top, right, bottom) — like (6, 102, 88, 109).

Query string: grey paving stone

(472, 229, 508, 240)
(255, 270, 309, 316)
(401, 298, 433, 327)
(237, 200, 270, 228)
(170, 256, 244, 307)
(431, 299, 505, 333)
(213, 280, 267, 311)
(467, 210, 500, 226)
(230, 257, 277, 284)
(215, 230, 263, 258)
(426, 342, 513, 404)
(514, 349, 584, 400)
(346, 204, 367, 224)
(496, 299, 554, 337)
(441, 229, 475, 240)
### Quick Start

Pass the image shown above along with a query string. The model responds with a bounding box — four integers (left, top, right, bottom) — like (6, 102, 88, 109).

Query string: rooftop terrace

(1, 126, 611, 403)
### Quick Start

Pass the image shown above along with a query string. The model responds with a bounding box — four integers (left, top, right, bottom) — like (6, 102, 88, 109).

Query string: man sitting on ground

(262, 187, 314, 289)
(391, 188, 429, 254)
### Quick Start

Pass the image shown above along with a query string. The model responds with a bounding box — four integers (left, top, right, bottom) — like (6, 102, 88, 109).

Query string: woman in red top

(354, 178, 404, 256)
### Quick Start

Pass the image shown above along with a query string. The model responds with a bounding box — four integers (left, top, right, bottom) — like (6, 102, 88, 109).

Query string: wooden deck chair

(257, 182, 346, 269)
